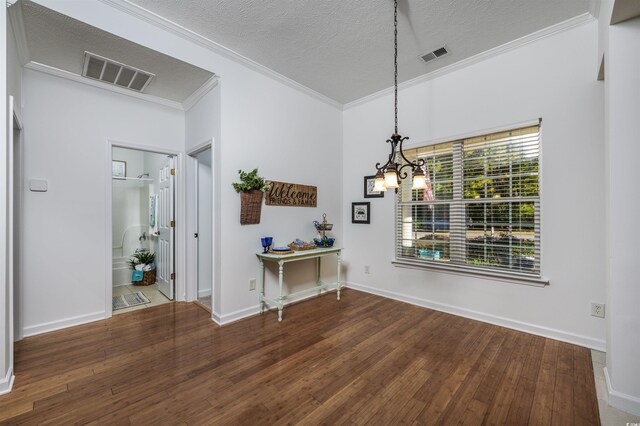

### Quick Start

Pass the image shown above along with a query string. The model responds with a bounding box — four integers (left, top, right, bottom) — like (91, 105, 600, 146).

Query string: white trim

(186, 139, 213, 156)
(345, 282, 606, 351)
(96, 0, 342, 110)
(25, 62, 185, 110)
(604, 367, 640, 416)
(198, 288, 212, 298)
(13, 105, 23, 131)
(344, 13, 596, 110)
(7, 0, 29, 65)
(392, 260, 549, 287)
(211, 310, 222, 326)
(6, 0, 18, 5)
(183, 77, 219, 111)
(23, 311, 105, 338)
(0, 369, 15, 395)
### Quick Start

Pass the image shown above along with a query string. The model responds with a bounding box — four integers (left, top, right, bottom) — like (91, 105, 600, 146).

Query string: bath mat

(112, 292, 150, 311)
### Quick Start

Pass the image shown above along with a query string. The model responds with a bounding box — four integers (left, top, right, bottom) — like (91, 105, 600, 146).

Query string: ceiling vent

(82, 52, 155, 92)
(420, 46, 450, 64)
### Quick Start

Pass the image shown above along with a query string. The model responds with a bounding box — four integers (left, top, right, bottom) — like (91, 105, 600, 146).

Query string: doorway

(195, 148, 213, 311)
(110, 145, 177, 315)
(187, 142, 214, 313)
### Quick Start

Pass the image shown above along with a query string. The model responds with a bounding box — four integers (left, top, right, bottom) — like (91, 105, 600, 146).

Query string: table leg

(278, 260, 284, 322)
(336, 251, 342, 301)
(316, 257, 321, 295)
(259, 259, 265, 314)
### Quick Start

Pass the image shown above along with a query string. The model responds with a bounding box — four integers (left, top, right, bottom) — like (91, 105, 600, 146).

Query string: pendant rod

(394, 0, 398, 135)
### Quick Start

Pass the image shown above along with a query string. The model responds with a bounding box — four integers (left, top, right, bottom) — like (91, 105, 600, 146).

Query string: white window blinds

(396, 125, 541, 278)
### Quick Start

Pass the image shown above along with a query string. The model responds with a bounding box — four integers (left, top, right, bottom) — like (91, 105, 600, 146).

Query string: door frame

(105, 139, 185, 318)
(11, 99, 23, 345)
(6, 97, 24, 393)
(186, 139, 218, 322)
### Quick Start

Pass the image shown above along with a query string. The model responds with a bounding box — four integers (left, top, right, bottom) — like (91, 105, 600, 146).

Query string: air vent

(420, 45, 450, 64)
(82, 52, 155, 93)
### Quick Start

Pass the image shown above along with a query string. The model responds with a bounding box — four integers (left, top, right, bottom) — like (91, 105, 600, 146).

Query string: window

(396, 124, 541, 278)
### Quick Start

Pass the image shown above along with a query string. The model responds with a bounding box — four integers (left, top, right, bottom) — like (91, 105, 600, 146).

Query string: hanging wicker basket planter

(240, 189, 263, 225)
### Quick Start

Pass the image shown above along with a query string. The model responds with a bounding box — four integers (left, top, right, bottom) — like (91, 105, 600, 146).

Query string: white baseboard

(23, 311, 106, 338)
(211, 310, 222, 325)
(198, 288, 212, 298)
(346, 281, 606, 351)
(0, 368, 15, 395)
(217, 289, 337, 325)
(604, 367, 640, 416)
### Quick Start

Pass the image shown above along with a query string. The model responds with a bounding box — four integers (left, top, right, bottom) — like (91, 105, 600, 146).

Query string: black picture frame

(352, 202, 371, 224)
(364, 175, 384, 198)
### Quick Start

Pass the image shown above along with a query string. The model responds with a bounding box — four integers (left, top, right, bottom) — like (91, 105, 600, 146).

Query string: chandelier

(373, 0, 427, 192)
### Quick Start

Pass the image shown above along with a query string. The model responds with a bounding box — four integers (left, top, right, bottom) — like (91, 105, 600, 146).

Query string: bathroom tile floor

(113, 284, 171, 315)
(591, 349, 640, 425)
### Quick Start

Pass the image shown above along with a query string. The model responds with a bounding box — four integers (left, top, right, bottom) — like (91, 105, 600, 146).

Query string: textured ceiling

(126, 0, 592, 104)
(21, 1, 214, 103)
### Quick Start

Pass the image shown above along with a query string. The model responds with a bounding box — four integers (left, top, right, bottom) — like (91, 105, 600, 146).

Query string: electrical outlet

(591, 302, 605, 318)
(249, 278, 256, 291)
(364, 265, 371, 274)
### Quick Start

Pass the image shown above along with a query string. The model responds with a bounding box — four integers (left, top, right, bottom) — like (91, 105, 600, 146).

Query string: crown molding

(24, 61, 186, 110)
(344, 12, 596, 111)
(183, 76, 219, 111)
(95, 0, 343, 110)
(7, 0, 30, 66)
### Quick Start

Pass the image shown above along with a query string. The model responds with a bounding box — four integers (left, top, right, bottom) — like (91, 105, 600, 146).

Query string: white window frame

(393, 121, 548, 287)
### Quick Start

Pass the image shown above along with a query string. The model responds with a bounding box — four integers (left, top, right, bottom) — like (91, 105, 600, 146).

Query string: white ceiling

(20, 0, 215, 103)
(126, 0, 593, 104)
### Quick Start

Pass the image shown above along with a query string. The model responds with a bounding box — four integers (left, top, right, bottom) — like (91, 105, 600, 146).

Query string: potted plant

(128, 251, 156, 286)
(232, 168, 270, 224)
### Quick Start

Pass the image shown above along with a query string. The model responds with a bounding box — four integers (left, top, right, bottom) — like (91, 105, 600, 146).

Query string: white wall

(33, 0, 345, 323)
(604, 15, 640, 416)
(343, 21, 606, 349)
(21, 69, 184, 334)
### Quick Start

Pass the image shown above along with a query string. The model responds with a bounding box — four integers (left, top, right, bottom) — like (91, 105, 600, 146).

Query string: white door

(157, 156, 175, 299)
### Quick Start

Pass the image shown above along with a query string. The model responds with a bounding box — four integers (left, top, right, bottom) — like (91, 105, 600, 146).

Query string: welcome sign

(266, 181, 317, 207)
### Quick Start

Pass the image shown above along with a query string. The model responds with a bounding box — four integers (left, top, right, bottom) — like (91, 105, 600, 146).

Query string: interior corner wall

(20, 69, 184, 334)
(342, 21, 606, 349)
(605, 15, 640, 416)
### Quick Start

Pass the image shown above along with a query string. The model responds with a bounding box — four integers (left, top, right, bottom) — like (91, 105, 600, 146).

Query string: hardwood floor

(0, 289, 599, 425)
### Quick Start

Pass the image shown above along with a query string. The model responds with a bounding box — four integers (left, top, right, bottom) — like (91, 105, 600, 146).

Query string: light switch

(29, 179, 48, 192)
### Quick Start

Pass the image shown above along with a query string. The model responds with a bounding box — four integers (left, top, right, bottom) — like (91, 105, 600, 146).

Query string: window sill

(392, 259, 549, 287)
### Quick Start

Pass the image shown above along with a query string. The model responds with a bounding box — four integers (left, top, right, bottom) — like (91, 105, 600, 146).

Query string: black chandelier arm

(397, 163, 411, 180)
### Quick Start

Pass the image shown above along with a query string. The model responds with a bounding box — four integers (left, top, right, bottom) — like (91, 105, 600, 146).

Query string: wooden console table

(256, 247, 342, 322)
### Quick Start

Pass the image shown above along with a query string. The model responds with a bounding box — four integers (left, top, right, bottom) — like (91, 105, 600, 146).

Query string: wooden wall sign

(266, 181, 317, 207)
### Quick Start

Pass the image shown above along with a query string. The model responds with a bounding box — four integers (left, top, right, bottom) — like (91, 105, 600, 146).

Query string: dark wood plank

(0, 289, 600, 425)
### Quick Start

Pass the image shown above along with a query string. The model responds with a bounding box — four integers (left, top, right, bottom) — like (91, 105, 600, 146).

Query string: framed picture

(352, 202, 370, 224)
(112, 160, 127, 179)
(364, 175, 384, 198)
